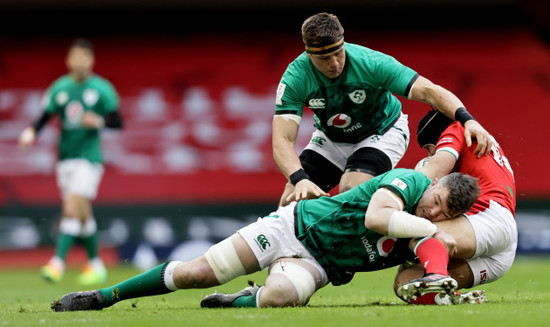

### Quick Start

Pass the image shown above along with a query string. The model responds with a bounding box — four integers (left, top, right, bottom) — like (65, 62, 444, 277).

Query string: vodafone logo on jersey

(376, 236, 397, 257)
(327, 113, 351, 128)
(65, 100, 84, 126)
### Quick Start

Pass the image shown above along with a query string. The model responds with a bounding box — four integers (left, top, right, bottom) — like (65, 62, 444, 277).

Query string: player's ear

(429, 178, 439, 187)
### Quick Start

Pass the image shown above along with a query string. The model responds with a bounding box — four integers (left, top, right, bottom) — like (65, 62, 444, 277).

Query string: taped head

(416, 109, 453, 148)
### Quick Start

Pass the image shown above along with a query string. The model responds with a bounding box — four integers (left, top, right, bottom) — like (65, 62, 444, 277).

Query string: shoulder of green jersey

(376, 188, 404, 211)
(390, 178, 408, 191)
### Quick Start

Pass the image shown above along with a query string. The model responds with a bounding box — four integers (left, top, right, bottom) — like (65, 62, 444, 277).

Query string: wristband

(289, 168, 309, 186)
(455, 107, 475, 126)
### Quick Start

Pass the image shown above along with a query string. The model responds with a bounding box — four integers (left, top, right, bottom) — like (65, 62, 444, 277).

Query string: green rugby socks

(98, 262, 174, 308)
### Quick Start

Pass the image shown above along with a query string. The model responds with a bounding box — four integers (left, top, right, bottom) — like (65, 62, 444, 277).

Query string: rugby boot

(397, 273, 458, 301)
(51, 290, 105, 312)
(435, 290, 487, 305)
(41, 262, 63, 283)
(201, 283, 260, 308)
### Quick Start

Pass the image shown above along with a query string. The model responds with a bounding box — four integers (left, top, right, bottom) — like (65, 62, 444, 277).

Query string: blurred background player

(18, 38, 123, 285)
(394, 109, 517, 305)
(273, 12, 492, 207)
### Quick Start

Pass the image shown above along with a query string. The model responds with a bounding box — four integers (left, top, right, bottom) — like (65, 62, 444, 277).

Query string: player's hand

(81, 111, 105, 129)
(285, 179, 330, 203)
(464, 120, 493, 158)
(18, 126, 36, 148)
(433, 228, 457, 257)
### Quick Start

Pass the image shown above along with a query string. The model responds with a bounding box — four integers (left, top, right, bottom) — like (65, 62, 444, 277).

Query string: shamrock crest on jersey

(83, 89, 99, 107)
(349, 89, 366, 104)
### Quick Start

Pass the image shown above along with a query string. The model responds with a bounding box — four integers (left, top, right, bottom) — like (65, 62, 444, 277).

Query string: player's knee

(261, 261, 316, 307)
(339, 171, 375, 193)
(62, 202, 80, 219)
(259, 281, 300, 307)
(339, 181, 356, 193)
(172, 258, 218, 288)
(339, 178, 365, 193)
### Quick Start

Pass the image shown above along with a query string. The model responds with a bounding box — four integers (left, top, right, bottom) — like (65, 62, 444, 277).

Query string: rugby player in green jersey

(273, 12, 492, 207)
(18, 39, 123, 285)
(51, 169, 479, 311)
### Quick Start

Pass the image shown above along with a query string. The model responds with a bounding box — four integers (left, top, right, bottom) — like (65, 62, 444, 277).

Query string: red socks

(405, 238, 450, 305)
(414, 237, 449, 276)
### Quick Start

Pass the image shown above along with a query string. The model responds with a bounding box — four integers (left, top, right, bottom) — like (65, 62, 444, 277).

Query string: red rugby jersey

(435, 122, 516, 216)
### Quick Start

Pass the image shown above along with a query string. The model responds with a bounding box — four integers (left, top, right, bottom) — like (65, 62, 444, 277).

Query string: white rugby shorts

(237, 203, 329, 286)
(466, 200, 518, 286)
(56, 159, 104, 200)
(303, 113, 410, 170)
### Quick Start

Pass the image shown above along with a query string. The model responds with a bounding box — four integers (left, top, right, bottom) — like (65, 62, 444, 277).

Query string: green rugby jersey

(295, 168, 431, 285)
(42, 74, 119, 163)
(275, 43, 418, 143)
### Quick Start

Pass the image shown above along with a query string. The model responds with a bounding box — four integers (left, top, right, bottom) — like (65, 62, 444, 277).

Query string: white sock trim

(49, 256, 65, 272)
(255, 286, 263, 308)
(164, 261, 182, 291)
(59, 218, 82, 236)
(81, 218, 97, 237)
(89, 257, 106, 273)
(413, 236, 433, 256)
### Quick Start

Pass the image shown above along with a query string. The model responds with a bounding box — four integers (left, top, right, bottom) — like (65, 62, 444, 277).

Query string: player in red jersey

(394, 109, 517, 305)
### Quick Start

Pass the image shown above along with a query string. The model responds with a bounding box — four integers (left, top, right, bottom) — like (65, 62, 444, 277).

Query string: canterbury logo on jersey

(327, 113, 351, 128)
(311, 136, 326, 146)
(308, 98, 326, 109)
(255, 234, 271, 251)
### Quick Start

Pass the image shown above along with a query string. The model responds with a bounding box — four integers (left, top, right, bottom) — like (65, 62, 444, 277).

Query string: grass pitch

(2, 256, 549, 327)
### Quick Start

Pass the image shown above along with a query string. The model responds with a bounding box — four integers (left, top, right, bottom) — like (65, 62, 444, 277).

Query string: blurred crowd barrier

(0, 203, 549, 269)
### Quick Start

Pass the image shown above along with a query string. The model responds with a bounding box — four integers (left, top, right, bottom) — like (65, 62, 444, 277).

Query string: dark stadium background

(1, 0, 549, 268)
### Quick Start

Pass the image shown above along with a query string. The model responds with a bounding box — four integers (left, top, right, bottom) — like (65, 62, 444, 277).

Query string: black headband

(305, 37, 344, 55)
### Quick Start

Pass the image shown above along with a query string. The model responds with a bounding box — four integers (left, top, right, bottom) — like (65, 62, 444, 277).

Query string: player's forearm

(411, 77, 464, 120)
(273, 140, 302, 180)
(272, 116, 302, 179)
(367, 210, 437, 238)
(422, 87, 464, 120)
(104, 111, 123, 128)
(419, 152, 456, 180)
(32, 112, 52, 133)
